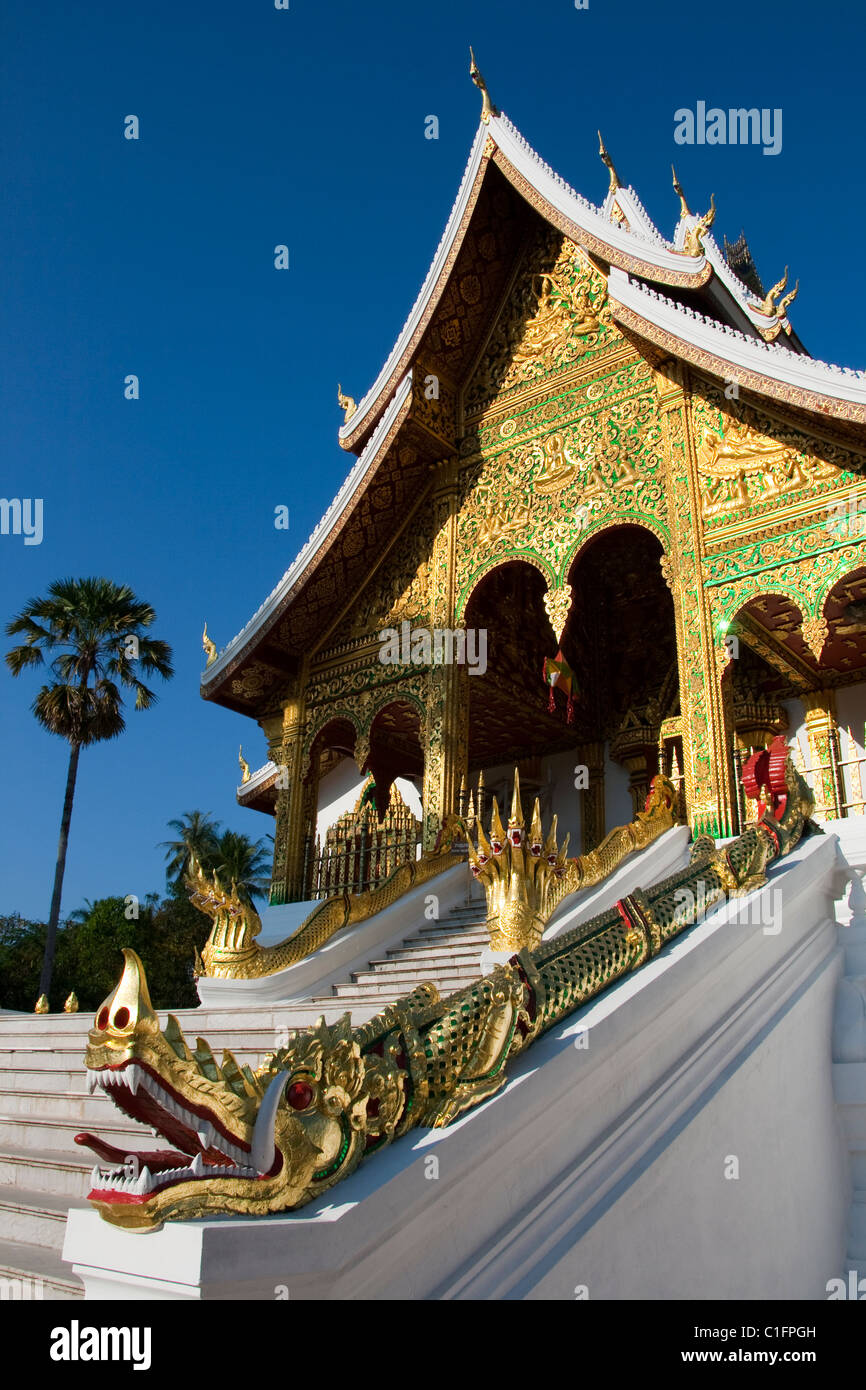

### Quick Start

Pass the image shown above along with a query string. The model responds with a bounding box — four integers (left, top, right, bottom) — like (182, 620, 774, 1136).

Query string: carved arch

(457, 552, 556, 622)
(561, 512, 671, 584)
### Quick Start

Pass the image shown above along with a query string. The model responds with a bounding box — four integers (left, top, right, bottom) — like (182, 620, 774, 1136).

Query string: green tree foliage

(5, 578, 174, 997)
(0, 896, 211, 1014)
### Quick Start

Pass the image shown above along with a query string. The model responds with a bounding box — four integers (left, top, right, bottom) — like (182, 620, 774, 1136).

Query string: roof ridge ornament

(469, 47, 498, 123)
(682, 193, 716, 256)
(202, 622, 218, 668)
(671, 164, 690, 219)
(337, 383, 357, 424)
(757, 266, 788, 316)
(777, 279, 799, 318)
(597, 131, 621, 195)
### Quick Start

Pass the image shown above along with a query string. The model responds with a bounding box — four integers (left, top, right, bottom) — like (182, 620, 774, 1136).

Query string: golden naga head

(78, 949, 394, 1230)
(184, 853, 262, 976)
(468, 770, 570, 953)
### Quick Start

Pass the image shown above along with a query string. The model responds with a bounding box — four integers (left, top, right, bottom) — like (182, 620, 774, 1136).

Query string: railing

(304, 800, 421, 900)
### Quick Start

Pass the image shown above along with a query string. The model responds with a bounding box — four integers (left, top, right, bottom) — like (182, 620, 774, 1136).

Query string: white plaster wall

(604, 739, 633, 831)
(837, 682, 866, 814)
(315, 760, 421, 841)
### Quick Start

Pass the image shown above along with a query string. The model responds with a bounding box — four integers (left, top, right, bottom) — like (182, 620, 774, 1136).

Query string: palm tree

(5, 578, 173, 999)
(68, 898, 97, 924)
(161, 810, 222, 892)
(213, 830, 271, 903)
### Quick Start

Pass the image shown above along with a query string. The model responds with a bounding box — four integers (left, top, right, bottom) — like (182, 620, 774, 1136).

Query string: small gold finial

(597, 131, 621, 195)
(34, 994, 49, 1014)
(239, 745, 251, 785)
(202, 623, 218, 668)
(337, 383, 357, 424)
(757, 266, 788, 316)
(671, 164, 690, 219)
(682, 193, 716, 256)
(469, 47, 498, 123)
(63, 992, 79, 1014)
(777, 278, 799, 318)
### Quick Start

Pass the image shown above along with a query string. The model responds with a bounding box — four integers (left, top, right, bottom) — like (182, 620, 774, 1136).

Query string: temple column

(422, 457, 469, 849)
(657, 362, 737, 838)
(803, 688, 843, 820)
(265, 685, 308, 904)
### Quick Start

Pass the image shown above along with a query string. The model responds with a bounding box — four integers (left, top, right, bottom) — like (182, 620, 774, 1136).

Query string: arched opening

(306, 706, 424, 899)
(463, 560, 580, 839)
(725, 572, 866, 823)
(367, 699, 424, 820)
(566, 525, 679, 841)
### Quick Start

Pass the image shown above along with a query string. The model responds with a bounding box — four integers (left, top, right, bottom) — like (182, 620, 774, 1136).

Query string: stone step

(0, 1184, 89, 1251)
(0, 1065, 89, 1094)
(410, 926, 488, 944)
(334, 972, 477, 998)
(0, 1111, 167, 1158)
(0, 1144, 91, 1198)
(381, 943, 485, 963)
(0, 1236, 83, 1299)
(350, 963, 481, 988)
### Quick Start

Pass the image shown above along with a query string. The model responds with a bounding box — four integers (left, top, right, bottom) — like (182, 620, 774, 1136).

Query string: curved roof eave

(339, 111, 718, 454)
(609, 268, 866, 422)
(201, 373, 414, 693)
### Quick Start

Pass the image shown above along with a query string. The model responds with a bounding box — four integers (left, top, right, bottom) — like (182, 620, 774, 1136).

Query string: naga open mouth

(76, 1058, 274, 1204)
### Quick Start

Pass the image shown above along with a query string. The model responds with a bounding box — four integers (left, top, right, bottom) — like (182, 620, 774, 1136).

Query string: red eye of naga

(97, 1007, 110, 1030)
(113, 1007, 130, 1029)
(287, 1080, 314, 1110)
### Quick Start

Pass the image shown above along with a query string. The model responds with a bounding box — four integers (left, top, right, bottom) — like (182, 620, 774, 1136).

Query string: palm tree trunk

(39, 741, 81, 1001)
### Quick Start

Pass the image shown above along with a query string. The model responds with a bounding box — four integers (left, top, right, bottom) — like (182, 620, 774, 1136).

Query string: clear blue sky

(2, 0, 864, 921)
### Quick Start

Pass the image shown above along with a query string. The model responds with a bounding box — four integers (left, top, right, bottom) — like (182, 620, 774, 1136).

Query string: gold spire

(34, 994, 49, 1014)
(597, 131, 621, 195)
(239, 745, 251, 785)
(671, 164, 690, 219)
(508, 768, 525, 832)
(63, 992, 79, 1014)
(337, 384, 356, 424)
(202, 622, 217, 668)
(469, 47, 498, 123)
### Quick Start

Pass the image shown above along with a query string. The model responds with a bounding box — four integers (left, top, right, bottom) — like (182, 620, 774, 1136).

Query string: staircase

(0, 897, 487, 1299)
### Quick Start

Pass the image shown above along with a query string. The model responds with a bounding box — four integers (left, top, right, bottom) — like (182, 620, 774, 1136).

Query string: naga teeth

(191, 1153, 205, 1177)
(196, 1122, 215, 1151)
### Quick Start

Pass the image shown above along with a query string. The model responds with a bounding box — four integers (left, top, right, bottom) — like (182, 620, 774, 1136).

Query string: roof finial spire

(337, 383, 357, 424)
(671, 164, 690, 219)
(469, 47, 498, 123)
(597, 131, 621, 195)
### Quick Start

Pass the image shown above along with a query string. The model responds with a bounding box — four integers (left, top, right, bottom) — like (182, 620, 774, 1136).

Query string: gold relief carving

(696, 405, 842, 521)
(466, 226, 611, 412)
(543, 583, 573, 643)
(412, 367, 457, 443)
(527, 432, 584, 497)
(230, 664, 274, 701)
(801, 615, 829, 661)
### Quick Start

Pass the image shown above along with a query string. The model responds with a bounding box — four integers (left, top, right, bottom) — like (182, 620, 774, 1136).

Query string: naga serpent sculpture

(77, 737, 814, 1230)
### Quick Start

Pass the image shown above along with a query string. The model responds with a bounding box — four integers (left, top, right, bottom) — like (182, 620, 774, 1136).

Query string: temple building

(8, 65, 866, 1305)
(202, 82, 865, 912)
